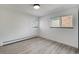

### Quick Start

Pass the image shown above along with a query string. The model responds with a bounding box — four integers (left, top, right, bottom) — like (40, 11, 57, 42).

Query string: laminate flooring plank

(0, 37, 77, 54)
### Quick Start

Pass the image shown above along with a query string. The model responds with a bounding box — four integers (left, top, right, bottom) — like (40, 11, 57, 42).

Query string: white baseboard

(0, 35, 36, 46)
(0, 42, 3, 46)
(40, 36, 78, 49)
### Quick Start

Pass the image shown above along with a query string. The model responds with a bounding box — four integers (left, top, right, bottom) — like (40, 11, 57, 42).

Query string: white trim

(0, 35, 37, 46)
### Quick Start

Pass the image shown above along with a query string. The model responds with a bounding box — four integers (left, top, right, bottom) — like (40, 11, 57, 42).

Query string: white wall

(0, 6, 78, 48)
(39, 8, 78, 48)
(0, 7, 38, 43)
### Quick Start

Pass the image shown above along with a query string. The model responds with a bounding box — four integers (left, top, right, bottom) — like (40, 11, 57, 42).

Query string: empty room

(0, 4, 78, 54)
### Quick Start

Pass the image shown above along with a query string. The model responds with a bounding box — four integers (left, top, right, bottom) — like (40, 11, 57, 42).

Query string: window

(32, 18, 39, 28)
(61, 16, 73, 27)
(51, 15, 73, 28)
(51, 17, 60, 27)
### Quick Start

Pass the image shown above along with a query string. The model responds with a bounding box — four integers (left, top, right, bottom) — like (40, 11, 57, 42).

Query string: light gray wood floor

(0, 37, 78, 54)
